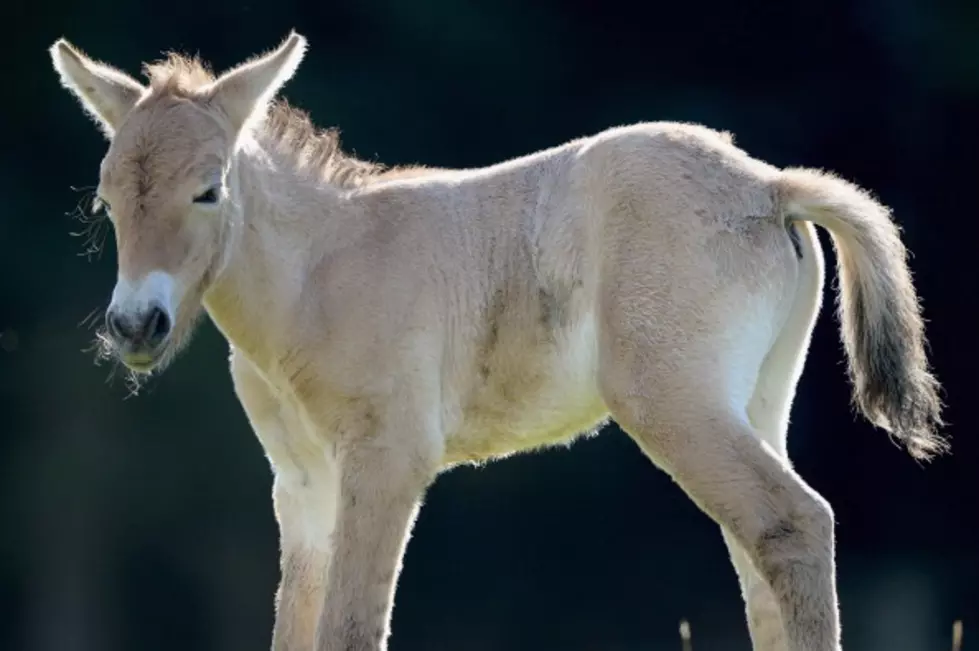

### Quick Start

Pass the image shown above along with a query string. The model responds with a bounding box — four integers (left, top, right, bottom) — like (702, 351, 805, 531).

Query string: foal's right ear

(50, 38, 146, 139)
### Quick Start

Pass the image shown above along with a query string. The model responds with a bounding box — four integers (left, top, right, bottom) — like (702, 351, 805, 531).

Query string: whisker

(78, 305, 105, 330)
(66, 185, 111, 261)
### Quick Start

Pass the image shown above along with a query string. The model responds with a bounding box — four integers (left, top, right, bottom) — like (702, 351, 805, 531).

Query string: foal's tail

(776, 167, 946, 460)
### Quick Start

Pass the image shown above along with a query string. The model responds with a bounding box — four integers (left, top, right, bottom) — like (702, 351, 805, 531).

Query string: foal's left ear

(203, 31, 308, 137)
(49, 39, 146, 138)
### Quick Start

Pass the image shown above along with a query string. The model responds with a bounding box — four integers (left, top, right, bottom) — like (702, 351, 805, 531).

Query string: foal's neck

(202, 144, 356, 371)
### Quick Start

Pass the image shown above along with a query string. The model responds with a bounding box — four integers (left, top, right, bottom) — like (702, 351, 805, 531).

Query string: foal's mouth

(112, 341, 171, 374)
(120, 350, 164, 373)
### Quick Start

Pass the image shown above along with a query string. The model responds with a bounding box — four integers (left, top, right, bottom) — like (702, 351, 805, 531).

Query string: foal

(50, 31, 945, 651)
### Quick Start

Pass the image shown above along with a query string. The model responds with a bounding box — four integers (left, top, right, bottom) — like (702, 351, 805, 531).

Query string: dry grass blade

(679, 619, 692, 651)
(669, 617, 963, 651)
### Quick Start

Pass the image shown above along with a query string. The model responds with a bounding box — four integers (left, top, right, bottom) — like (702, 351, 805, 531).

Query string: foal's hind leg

(719, 349, 797, 651)
(719, 424, 790, 651)
(598, 308, 840, 651)
(721, 223, 825, 651)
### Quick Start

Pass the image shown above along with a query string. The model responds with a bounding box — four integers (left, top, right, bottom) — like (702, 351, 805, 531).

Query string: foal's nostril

(106, 310, 128, 341)
(105, 306, 170, 347)
(144, 306, 171, 344)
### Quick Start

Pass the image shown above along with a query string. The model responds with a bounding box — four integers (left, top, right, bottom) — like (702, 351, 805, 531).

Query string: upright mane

(141, 53, 388, 189)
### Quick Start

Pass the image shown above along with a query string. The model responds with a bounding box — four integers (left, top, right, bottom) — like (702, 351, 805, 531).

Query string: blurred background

(2, 0, 978, 649)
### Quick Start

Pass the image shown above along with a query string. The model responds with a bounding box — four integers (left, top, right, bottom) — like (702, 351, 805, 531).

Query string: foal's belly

(445, 314, 610, 465)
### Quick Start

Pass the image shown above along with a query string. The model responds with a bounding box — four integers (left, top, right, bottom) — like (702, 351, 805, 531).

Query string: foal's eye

(193, 186, 221, 205)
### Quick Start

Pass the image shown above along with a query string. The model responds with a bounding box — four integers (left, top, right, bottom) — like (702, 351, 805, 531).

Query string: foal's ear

(49, 39, 145, 138)
(203, 31, 308, 137)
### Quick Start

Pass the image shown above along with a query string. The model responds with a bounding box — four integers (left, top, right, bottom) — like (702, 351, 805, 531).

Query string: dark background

(2, 0, 978, 649)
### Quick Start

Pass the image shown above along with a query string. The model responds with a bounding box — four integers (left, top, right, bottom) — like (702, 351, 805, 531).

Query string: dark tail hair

(777, 167, 946, 460)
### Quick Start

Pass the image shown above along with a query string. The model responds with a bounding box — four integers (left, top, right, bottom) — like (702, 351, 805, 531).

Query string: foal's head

(50, 32, 307, 373)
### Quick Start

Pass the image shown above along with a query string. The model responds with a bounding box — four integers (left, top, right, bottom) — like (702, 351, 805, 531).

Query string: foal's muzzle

(105, 303, 172, 368)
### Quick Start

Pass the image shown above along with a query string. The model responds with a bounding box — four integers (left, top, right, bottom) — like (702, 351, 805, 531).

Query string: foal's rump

(583, 120, 943, 462)
(582, 124, 804, 423)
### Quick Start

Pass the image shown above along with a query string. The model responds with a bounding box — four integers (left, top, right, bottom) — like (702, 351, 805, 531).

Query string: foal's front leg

(314, 409, 439, 651)
(272, 471, 337, 651)
(230, 352, 337, 651)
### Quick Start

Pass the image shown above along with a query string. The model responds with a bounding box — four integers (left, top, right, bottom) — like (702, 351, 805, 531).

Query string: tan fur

(50, 31, 945, 651)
